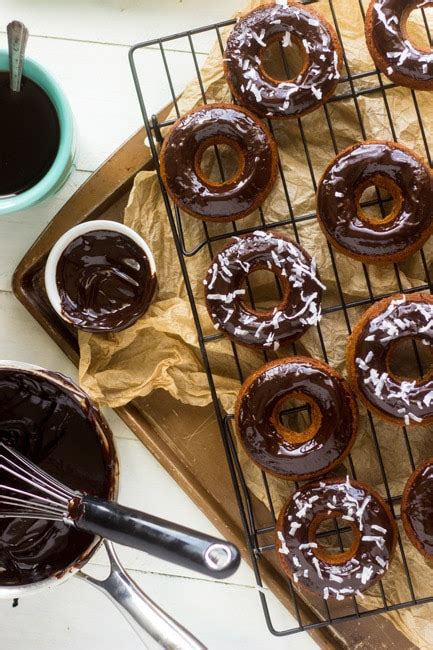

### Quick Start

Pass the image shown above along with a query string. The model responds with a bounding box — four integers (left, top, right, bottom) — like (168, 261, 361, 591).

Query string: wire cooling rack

(129, 0, 433, 638)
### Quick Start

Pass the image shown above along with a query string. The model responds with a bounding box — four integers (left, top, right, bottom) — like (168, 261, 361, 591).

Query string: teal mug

(0, 51, 75, 215)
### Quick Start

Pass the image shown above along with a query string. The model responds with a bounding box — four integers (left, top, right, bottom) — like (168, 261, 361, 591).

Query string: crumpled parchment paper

(78, 1, 433, 646)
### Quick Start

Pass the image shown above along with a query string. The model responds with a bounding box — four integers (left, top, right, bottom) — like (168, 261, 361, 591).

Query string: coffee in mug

(0, 71, 60, 197)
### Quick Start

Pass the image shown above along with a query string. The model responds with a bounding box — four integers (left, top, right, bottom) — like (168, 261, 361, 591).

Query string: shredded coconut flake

(312, 557, 323, 579)
(299, 542, 318, 550)
(282, 31, 291, 48)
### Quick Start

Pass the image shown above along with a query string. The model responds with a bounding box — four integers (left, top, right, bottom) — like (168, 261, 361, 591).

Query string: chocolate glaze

(236, 358, 357, 479)
(56, 229, 156, 332)
(352, 294, 433, 425)
(317, 142, 433, 262)
(402, 458, 433, 557)
(204, 231, 325, 349)
(0, 367, 115, 586)
(224, 3, 341, 119)
(160, 104, 277, 221)
(367, 0, 433, 87)
(276, 477, 396, 598)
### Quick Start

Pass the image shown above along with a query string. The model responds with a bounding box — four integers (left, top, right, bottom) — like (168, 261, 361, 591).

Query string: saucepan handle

(76, 540, 206, 650)
(74, 496, 240, 580)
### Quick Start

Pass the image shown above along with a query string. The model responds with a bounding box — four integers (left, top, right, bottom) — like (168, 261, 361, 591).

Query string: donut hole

(310, 513, 360, 565)
(355, 177, 402, 226)
(403, 5, 433, 52)
(387, 337, 433, 381)
(278, 396, 312, 433)
(195, 138, 244, 186)
(273, 392, 321, 444)
(240, 268, 285, 313)
(260, 34, 307, 82)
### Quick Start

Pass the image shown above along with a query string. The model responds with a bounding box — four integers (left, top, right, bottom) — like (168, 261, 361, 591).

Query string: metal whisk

(0, 442, 76, 521)
(0, 442, 240, 579)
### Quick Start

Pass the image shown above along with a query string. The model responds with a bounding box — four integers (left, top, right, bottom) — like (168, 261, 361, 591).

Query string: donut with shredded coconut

(365, 0, 433, 90)
(203, 230, 325, 350)
(347, 293, 433, 426)
(159, 103, 278, 222)
(275, 477, 397, 599)
(235, 357, 358, 480)
(223, 3, 342, 119)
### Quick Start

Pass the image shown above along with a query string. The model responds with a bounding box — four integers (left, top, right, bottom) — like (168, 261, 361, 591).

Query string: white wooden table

(0, 2, 319, 648)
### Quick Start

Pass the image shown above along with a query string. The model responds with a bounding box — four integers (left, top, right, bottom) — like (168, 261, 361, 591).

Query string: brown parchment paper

(78, 1, 433, 646)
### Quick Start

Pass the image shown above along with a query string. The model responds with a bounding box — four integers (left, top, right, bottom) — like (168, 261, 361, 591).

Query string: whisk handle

(73, 496, 240, 580)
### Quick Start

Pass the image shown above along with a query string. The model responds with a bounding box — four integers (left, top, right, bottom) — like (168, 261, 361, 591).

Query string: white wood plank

(0, 291, 80, 373)
(0, 568, 317, 650)
(0, 0, 236, 52)
(0, 34, 206, 173)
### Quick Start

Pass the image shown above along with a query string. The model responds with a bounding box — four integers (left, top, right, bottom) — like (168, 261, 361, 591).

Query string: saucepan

(0, 361, 240, 649)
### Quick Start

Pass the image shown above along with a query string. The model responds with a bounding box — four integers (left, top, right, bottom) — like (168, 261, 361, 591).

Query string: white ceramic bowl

(44, 220, 156, 330)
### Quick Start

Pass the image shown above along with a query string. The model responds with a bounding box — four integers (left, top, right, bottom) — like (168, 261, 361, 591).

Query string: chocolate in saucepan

(0, 367, 115, 586)
(55, 229, 156, 332)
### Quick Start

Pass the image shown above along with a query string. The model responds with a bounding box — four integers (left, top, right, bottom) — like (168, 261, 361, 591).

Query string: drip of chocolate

(55, 229, 156, 332)
(0, 368, 114, 586)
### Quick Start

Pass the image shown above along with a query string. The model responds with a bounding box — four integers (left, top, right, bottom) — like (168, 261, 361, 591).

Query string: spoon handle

(7, 21, 29, 92)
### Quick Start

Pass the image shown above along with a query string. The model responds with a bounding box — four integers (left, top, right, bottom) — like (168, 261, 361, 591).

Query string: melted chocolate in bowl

(0, 367, 115, 586)
(55, 229, 156, 332)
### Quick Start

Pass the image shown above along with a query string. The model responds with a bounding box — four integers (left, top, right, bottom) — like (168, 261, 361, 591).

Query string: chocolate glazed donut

(159, 103, 278, 222)
(235, 357, 358, 480)
(224, 3, 342, 119)
(365, 0, 433, 90)
(275, 477, 397, 599)
(401, 457, 433, 559)
(317, 141, 433, 264)
(204, 230, 325, 350)
(347, 293, 433, 426)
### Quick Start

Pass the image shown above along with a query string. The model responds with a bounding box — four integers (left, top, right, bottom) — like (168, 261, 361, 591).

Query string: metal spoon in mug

(7, 20, 29, 92)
